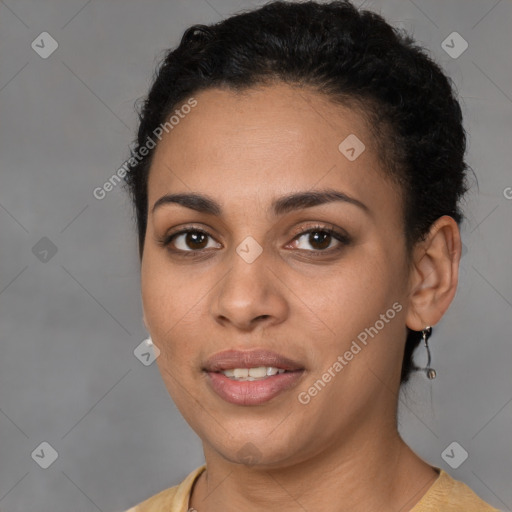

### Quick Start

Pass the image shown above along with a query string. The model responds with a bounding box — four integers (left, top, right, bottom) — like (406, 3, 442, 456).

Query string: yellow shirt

(124, 464, 503, 512)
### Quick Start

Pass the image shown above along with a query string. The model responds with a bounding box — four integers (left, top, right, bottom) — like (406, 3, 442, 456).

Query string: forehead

(147, 83, 400, 218)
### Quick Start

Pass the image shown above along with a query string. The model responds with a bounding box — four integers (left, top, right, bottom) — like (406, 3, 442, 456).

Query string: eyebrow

(151, 188, 369, 217)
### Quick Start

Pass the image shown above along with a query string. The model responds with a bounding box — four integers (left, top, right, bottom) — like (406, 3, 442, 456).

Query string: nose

(209, 248, 289, 332)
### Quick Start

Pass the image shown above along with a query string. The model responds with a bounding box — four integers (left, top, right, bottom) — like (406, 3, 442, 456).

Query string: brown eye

(164, 229, 221, 253)
(291, 226, 350, 253)
(307, 231, 332, 250)
(183, 231, 208, 250)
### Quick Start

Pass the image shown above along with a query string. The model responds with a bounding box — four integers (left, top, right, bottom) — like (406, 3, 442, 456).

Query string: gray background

(0, 0, 511, 511)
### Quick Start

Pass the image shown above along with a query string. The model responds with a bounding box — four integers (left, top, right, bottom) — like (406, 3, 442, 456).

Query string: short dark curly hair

(123, 0, 470, 384)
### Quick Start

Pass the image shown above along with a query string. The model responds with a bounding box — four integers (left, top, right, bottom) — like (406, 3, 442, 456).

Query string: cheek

(141, 253, 183, 355)
(318, 249, 397, 321)
(309, 246, 407, 378)
(140, 251, 213, 366)
(141, 244, 187, 321)
(141, 260, 169, 332)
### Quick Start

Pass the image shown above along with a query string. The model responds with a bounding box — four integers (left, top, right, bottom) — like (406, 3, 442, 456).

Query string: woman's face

(141, 83, 413, 467)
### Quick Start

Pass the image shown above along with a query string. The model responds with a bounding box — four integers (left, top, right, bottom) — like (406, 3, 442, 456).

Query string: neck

(189, 425, 439, 512)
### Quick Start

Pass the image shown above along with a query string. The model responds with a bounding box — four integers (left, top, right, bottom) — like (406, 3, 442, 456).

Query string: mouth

(203, 348, 304, 373)
(202, 349, 305, 405)
(217, 366, 292, 381)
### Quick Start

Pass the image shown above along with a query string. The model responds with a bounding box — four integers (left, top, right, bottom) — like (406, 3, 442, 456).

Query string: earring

(422, 326, 436, 379)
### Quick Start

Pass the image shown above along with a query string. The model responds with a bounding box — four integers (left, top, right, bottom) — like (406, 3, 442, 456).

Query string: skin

(140, 82, 462, 512)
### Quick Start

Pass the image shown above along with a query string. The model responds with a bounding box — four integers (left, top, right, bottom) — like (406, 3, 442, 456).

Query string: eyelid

(286, 223, 351, 254)
(157, 225, 219, 254)
(289, 222, 349, 241)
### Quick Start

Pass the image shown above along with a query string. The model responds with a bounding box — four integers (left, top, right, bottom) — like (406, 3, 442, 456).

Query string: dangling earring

(422, 326, 436, 379)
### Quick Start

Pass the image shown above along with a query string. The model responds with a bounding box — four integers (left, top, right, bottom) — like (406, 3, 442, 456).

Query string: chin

(203, 427, 304, 468)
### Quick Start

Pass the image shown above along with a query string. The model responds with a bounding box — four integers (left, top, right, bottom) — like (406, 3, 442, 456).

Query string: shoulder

(412, 468, 503, 512)
(123, 465, 206, 512)
(123, 485, 179, 512)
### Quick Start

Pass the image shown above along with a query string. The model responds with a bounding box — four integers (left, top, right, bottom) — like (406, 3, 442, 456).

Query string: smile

(221, 366, 288, 380)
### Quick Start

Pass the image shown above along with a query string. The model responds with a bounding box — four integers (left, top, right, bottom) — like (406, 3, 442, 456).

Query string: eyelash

(158, 224, 351, 258)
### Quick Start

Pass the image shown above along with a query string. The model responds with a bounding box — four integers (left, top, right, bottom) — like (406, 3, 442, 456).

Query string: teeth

(248, 367, 266, 378)
(221, 366, 288, 380)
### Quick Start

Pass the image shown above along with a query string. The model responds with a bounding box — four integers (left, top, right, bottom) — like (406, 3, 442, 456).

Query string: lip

(205, 370, 305, 405)
(203, 349, 306, 406)
(203, 349, 304, 372)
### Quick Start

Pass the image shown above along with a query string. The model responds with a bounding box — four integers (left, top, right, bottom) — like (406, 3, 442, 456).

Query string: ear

(405, 215, 462, 331)
(142, 310, 149, 331)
